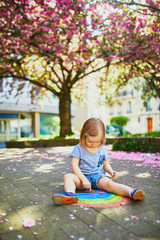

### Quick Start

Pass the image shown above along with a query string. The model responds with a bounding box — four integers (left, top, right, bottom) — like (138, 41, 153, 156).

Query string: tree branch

(71, 62, 110, 87)
(107, 0, 160, 13)
(0, 74, 61, 97)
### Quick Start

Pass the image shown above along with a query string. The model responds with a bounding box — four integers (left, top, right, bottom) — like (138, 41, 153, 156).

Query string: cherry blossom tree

(0, 0, 159, 137)
(101, 1, 160, 100)
(0, 0, 111, 137)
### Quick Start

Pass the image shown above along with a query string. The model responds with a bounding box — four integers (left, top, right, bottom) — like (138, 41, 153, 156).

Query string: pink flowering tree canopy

(0, 0, 112, 136)
(101, 1, 160, 100)
(0, 0, 159, 136)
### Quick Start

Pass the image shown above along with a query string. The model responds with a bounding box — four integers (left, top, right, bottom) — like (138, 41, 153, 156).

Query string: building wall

(72, 104, 88, 132)
(72, 78, 108, 132)
(0, 81, 75, 141)
(105, 90, 160, 134)
(73, 79, 160, 134)
(1, 78, 159, 141)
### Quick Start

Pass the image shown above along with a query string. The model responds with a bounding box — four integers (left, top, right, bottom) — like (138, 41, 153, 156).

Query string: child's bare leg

(98, 177, 132, 197)
(98, 177, 145, 200)
(52, 173, 82, 205)
(64, 173, 82, 193)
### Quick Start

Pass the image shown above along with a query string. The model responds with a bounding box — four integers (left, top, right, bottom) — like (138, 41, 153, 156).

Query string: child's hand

(82, 179, 93, 192)
(111, 171, 118, 179)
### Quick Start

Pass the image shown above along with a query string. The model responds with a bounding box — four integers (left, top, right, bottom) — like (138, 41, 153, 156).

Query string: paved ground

(0, 146, 160, 240)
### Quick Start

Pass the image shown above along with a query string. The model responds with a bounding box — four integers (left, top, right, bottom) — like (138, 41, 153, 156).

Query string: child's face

(85, 134, 102, 149)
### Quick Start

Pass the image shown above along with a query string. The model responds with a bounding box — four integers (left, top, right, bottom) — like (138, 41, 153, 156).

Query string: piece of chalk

(113, 175, 118, 179)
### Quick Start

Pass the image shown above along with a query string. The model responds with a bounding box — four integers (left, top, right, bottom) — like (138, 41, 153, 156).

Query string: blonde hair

(80, 118, 106, 147)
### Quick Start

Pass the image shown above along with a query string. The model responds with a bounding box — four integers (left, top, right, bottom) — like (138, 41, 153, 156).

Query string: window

(0, 81, 3, 92)
(0, 120, 6, 133)
(109, 104, 114, 116)
(9, 120, 18, 134)
(118, 103, 122, 115)
(146, 100, 152, 112)
(127, 101, 132, 113)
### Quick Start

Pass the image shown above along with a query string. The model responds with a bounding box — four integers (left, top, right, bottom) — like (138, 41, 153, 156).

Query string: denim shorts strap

(85, 173, 108, 189)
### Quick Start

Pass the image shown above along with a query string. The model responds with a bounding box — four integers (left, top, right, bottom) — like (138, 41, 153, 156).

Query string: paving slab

(0, 146, 160, 240)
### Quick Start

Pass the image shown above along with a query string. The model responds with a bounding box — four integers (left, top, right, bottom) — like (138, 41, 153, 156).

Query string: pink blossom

(23, 218, 36, 228)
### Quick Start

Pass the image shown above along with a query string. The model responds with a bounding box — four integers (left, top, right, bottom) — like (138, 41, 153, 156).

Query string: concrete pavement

(0, 146, 160, 240)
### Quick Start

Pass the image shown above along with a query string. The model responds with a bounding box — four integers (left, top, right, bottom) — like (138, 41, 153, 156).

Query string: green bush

(128, 131, 160, 137)
(143, 131, 160, 137)
(112, 138, 158, 153)
(110, 116, 130, 126)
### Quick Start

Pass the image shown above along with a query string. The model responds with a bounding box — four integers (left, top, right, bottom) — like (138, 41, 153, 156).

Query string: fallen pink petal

(108, 151, 160, 168)
(23, 218, 36, 228)
(0, 213, 6, 216)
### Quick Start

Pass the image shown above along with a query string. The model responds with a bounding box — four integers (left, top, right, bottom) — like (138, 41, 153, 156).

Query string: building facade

(0, 78, 159, 145)
(73, 78, 160, 134)
(0, 81, 75, 143)
(105, 88, 160, 134)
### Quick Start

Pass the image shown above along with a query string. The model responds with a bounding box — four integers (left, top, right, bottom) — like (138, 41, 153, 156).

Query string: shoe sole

(133, 190, 145, 200)
(52, 195, 78, 205)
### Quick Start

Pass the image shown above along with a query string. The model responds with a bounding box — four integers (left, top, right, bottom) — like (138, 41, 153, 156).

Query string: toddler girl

(52, 118, 145, 205)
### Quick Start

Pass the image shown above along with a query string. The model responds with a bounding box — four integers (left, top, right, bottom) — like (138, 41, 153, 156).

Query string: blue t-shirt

(69, 143, 109, 175)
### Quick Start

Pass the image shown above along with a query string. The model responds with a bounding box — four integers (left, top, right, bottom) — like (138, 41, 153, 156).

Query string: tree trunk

(59, 91, 73, 137)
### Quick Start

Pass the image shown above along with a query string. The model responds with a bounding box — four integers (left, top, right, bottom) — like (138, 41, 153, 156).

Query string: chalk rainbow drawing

(75, 190, 131, 208)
